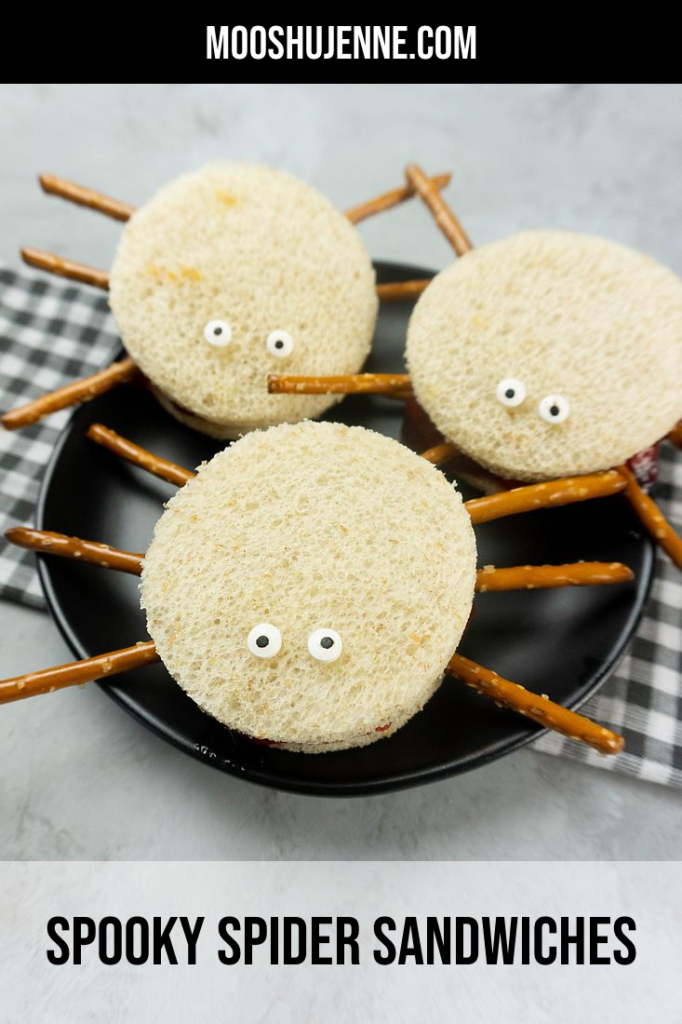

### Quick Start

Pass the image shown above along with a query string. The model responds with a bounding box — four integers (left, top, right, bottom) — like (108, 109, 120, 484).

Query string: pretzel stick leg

(20, 247, 110, 289)
(345, 172, 451, 224)
(618, 464, 682, 571)
(465, 471, 627, 525)
(405, 163, 473, 256)
(376, 279, 431, 303)
(5, 527, 143, 576)
(41, 171, 451, 227)
(446, 653, 623, 755)
(40, 168, 450, 227)
(1, 357, 139, 431)
(0, 641, 159, 705)
(475, 562, 633, 592)
(419, 442, 459, 466)
(268, 373, 412, 398)
(39, 173, 135, 221)
(87, 423, 195, 486)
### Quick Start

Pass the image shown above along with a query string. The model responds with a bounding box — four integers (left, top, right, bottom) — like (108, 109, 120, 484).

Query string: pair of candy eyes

(204, 320, 293, 358)
(495, 379, 570, 424)
(247, 624, 342, 663)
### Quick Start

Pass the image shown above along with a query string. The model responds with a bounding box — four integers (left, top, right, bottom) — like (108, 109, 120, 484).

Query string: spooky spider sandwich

(3, 421, 633, 755)
(270, 163, 682, 577)
(2, 162, 446, 437)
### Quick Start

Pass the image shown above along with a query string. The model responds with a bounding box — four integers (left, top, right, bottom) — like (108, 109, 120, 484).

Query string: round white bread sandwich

(406, 230, 682, 482)
(109, 162, 378, 438)
(140, 420, 476, 751)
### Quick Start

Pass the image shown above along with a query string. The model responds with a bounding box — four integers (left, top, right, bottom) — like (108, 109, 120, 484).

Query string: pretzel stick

(446, 653, 624, 755)
(39, 173, 135, 221)
(38, 169, 450, 227)
(0, 641, 159, 705)
(21, 247, 110, 289)
(376, 279, 431, 303)
(475, 561, 634, 592)
(268, 373, 412, 397)
(405, 163, 473, 257)
(22, 254, 427, 306)
(1, 357, 139, 430)
(5, 527, 143, 576)
(87, 423, 195, 486)
(618, 464, 682, 571)
(465, 470, 627, 525)
(345, 172, 451, 224)
(667, 423, 682, 450)
(420, 442, 459, 466)
(29, 170, 446, 288)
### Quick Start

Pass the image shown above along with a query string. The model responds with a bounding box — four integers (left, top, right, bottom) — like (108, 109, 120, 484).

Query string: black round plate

(36, 261, 653, 796)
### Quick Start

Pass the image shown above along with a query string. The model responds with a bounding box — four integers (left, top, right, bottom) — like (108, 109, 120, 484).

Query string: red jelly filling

(403, 398, 662, 492)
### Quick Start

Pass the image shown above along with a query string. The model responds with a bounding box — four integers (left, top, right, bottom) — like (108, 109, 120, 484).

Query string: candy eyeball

(247, 623, 282, 659)
(266, 330, 294, 358)
(495, 378, 526, 408)
(203, 319, 232, 347)
(308, 628, 343, 663)
(538, 395, 570, 424)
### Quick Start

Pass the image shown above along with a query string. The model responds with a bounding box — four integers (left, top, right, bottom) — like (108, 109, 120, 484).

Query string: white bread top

(141, 421, 476, 750)
(407, 230, 682, 481)
(110, 162, 377, 438)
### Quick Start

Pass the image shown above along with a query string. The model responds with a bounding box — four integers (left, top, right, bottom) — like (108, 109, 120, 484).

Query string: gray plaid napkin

(1, 263, 681, 787)
(534, 449, 682, 788)
(0, 264, 119, 604)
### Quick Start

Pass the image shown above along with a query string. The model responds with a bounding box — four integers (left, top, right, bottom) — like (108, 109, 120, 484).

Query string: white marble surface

(1, 83, 681, 860)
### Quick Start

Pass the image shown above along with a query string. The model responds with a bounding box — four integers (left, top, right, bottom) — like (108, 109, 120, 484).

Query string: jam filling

(403, 397, 663, 493)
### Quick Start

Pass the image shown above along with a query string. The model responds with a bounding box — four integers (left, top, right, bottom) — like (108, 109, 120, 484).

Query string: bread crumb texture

(110, 163, 377, 437)
(141, 422, 476, 751)
(407, 230, 682, 480)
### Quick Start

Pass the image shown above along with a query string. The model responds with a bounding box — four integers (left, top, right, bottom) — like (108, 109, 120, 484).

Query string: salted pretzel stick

(22, 253, 426, 304)
(667, 423, 682, 450)
(268, 373, 412, 398)
(405, 163, 473, 257)
(87, 423, 195, 486)
(618, 464, 682, 572)
(39, 169, 450, 227)
(27, 193, 430, 302)
(346, 172, 451, 224)
(475, 561, 633, 592)
(1, 357, 138, 431)
(419, 442, 459, 466)
(376, 279, 431, 302)
(465, 471, 627, 525)
(21, 247, 110, 289)
(39, 173, 135, 221)
(22, 247, 426, 304)
(5, 527, 143, 576)
(0, 641, 159, 706)
(446, 653, 624, 755)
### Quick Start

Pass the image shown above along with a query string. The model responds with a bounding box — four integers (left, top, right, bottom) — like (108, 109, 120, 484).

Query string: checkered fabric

(1, 263, 681, 786)
(0, 264, 119, 605)
(534, 448, 682, 788)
